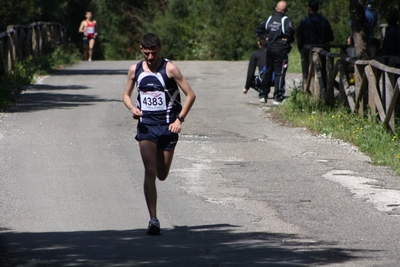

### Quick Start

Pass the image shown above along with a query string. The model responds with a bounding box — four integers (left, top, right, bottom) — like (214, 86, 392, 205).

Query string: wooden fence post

(25, 27, 32, 57)
(326, 60, 338, 107)
(0, 22, 66, 76)
(365, 65, 381, 122)
(312, 52, 324, 100)
(7, 32, 14, 72)
(303, 44, 400, 134)
(354, 64, 365, 117)
(0, 38, 4, 75)
(325, 56, 335, 105)
(384, 78, 400, 134)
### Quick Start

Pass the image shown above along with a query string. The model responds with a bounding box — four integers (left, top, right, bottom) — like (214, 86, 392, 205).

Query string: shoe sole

(147, 224, 161, 235)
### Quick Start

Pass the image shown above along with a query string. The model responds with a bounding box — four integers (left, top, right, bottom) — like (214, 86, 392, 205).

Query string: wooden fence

(0, 22, 66, 76)
(303, 44, 400, 135)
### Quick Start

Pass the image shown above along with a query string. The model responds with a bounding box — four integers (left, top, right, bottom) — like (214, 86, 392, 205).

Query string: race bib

(140, 91, 167, 111)
(87, 27, 95, 34)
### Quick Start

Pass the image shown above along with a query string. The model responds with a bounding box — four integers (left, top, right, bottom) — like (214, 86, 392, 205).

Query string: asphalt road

(1, 60, 400, 266)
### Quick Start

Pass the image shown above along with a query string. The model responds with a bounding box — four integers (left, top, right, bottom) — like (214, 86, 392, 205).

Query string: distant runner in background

(79, 11, 98, 62)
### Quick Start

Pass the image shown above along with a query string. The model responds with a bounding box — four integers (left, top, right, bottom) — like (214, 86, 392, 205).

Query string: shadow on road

(13, 92, 119, 113)
(13, 83, 120, 113)
(1, 224, 373, 267)
(28, 84, 90, 91)
(52, 69, 128, 76)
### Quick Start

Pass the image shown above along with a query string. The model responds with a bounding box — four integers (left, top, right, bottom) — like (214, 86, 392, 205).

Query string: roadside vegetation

(0, 44, 80, 109)
(288, 49, 302, 73)
(278, 88, 400, 175)
(2, 1, 397, 61)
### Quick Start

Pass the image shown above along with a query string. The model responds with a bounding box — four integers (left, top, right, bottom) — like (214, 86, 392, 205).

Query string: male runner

(122, 33, 196, 235)
(78, 11, 98, 61)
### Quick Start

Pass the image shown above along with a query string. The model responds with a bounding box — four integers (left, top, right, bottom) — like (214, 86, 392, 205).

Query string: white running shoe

(273, 100, 286, 105)
(259, 97, 266, 103)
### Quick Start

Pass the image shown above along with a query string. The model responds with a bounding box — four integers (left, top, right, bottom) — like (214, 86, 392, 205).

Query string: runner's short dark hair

(141, 33, 161, 49)
(308, 1, 319, 12)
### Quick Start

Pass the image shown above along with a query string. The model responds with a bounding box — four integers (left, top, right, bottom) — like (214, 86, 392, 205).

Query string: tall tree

(93, 0, 153, 60)
(0, 0, 36, 31)
(2, 0, 397, 61)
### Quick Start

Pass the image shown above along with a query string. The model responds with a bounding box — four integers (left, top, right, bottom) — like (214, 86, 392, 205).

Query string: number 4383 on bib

(140, 91, 167, 111)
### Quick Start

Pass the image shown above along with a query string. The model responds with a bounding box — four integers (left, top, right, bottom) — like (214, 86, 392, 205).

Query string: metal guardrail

(0, 22, 66, 76)
(303, 44, 400, 135)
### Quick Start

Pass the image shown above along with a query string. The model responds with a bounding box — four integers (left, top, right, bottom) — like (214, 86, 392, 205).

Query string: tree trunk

(349, 0, 369, 59)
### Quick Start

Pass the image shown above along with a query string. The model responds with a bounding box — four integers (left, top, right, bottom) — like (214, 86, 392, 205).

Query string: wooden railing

(303, 44, 400, 135)
(0, 22, 66, 76)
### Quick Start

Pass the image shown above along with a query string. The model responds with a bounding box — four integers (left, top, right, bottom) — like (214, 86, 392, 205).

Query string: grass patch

(288, 48, 302, 73)
(279, 88, 400, 174)
(287, 47, 341, 74)
(0, 43, 81, 110)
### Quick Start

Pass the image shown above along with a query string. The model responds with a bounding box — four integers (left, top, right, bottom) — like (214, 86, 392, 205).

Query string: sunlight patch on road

(323, 170, 400, 215)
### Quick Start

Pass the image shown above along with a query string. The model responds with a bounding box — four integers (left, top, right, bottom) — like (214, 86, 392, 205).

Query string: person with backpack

(255, 1, 295, 104)
(296, 1, 334, 86)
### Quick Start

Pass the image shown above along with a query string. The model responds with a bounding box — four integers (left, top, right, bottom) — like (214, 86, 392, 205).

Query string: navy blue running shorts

(135, 123, 178, 151)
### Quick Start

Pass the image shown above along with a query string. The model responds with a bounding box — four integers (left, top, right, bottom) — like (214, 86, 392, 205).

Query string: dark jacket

(382, 24, 400, 56)
(245, 47, 267, 90)
(255, 11, 295, 50)
(296, 12, 334, 50)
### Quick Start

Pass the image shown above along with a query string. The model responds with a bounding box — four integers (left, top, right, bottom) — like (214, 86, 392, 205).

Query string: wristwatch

(177, 115, 185, 122)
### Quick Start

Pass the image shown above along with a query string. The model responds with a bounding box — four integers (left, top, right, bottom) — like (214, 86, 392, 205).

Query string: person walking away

(242, 39, 270, 103)
(364, 0, 378, 41)
(79, 11, 98, 62)
(256, 1, 295, 104)
(122, 33, 196, 235)
(296, 1, 334, 88)
(382, 12, 400, 57)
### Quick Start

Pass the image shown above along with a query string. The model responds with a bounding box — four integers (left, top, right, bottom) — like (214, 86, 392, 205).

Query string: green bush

(50, 43, 81, 68)
(0, 44, 80, 110)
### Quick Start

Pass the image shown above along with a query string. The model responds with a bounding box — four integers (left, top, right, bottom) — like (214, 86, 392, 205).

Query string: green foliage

(91, 0, 152, 60)
(283, 88, 325, 117)
(0, 0, 35, 30)
(143, 0, 356, 61)
(322, 0, 353, 44)
(144, 0, 209, 60)
(1, 0, 397, 60)
(281, 89, 400, 175)
(50, 43, 81, 68)
(0, 59, 36, 108)
(288, 49, 302, 73)
(0, 45, 80, 109)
